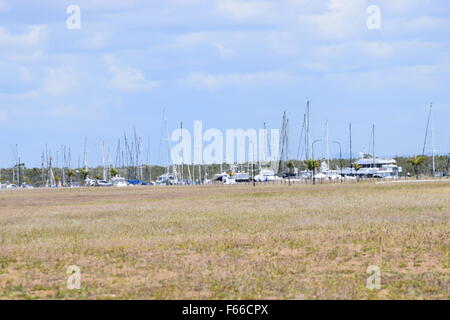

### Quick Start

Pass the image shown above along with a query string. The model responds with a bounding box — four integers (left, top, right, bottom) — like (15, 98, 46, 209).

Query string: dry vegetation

(0, 181, 449, 300)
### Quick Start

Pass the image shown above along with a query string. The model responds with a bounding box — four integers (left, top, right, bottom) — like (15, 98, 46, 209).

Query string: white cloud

(301, 0, 367, 40)
(49, 105, 77, 118)
(0, 67, 79, 99)
(6, 50, 44, 62)
(41, 68, 78, 96)
(186, 70, 300, 89)
(326, 62, 450, 92)
(215, 0, 275, 22)
(81, 32, 112, 50)
(0, 0, 9, 11)
(0, 26, 43, 48)
(152, 31, 241, 56)
(379, 0, 431, 14)
(267, 31, 300, 55)
(168, 32, 209, 49)
(360, 41, 394, 58)
(213, 43, 235, 58)
(297, 62, 329, 72)
(104, 55, 159, 92)
(393, 16, 450, 32)
(19, 66, 32, 81)
(66, 0, 142, 11)
(0, 108, 10, 122)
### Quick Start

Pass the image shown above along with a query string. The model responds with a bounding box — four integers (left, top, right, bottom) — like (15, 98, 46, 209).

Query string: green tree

(80, 169, 89, 181)
(95, 174, 101, 180)
(109, 168, 119, 178)
(305, 159, 320, 185)
(353, 163, 361, 182)
(286, 160, 295, 185)
(408, 155, 425, 179)
(67, 170, 75, 183)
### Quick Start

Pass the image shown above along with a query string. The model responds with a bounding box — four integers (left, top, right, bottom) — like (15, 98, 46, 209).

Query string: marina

(1, 102, 446, 189)
(0, 0, 448, 303)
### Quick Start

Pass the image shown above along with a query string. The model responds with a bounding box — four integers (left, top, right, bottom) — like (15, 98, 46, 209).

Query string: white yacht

(342, 157, 402, 178)
(255, 169, 277, 182)
(111, 177, 128, 187)
(156, 173, 178, 185)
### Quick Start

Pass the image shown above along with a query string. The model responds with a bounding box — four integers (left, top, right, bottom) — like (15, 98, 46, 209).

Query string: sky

(0, 0, 449, 167)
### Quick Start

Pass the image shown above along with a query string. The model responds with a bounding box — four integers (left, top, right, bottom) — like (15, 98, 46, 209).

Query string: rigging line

(422, 103, 432, 156)
(296, 114, 305, 160)
(367, 126, 373, 158)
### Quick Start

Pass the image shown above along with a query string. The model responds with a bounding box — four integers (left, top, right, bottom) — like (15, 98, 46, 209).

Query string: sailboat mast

(260, 122, 266, 170)
(349, 123, 353, 173)
(431, 103, 436, 176)
(325, 120, 330, 169)
(305, 101, 311, 160)
(372, 124, 375, 171)
(286, 118, 289, 163)
(422, 103, 435, 176)
(422, 103, 432, 156)
(102, 140, 106, 180)
(83, 137, 88, 172)
(180, 122, 184, 181)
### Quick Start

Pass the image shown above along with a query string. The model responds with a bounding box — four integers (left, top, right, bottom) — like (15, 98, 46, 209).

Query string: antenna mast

(349, 123, 353, 173)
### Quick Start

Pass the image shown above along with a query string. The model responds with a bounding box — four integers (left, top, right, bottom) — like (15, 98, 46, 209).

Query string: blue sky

(0, 0, 449, 167)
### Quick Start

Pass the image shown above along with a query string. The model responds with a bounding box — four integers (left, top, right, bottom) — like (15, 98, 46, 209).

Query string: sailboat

(342, 125, 402, 178)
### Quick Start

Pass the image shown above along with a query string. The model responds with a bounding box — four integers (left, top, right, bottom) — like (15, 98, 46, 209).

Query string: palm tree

(67, 170, 75, 184)
(79, 169, 89, 181)
(286, 160, 295, 185)
(109, 168, 119, 178)
(95, 174, 101, 180)
(353, 162, 361, 182)
(305, 159, 320, 184)
(55, 175, 61, 187)
(408, 155, 425, 179)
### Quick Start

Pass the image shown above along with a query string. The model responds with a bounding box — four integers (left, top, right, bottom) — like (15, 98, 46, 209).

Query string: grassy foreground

(0, 182, 448, 299)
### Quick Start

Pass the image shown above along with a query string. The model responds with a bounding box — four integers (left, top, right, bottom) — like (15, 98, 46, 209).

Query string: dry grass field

(0, 181, 449, 300)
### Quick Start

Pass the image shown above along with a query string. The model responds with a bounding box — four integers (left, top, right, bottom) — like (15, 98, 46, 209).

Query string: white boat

(111, 177, 128, 187)
(233, 172, 250, 182)
(319, 161, 341, 180)
(255, 169, 277, 182)
(342, 157, 402, 178)
(224, 177, 236, 184)
(156, 173, 178, 185)
(314, 173, 328, 180)
(85, 177, 96, 186)
(213, 172, 229, 182)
